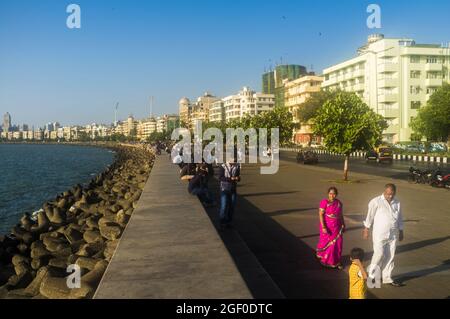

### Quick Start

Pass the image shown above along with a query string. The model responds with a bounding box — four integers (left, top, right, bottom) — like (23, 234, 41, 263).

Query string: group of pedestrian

(176, 149, 241, 230)
(316, 183, 405, 299)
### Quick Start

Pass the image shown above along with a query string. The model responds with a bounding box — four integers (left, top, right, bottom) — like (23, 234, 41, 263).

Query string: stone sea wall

(0, 144, 155, 299)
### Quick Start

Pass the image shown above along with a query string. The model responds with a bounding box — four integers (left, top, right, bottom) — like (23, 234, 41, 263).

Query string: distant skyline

(1, 0, 450, 128)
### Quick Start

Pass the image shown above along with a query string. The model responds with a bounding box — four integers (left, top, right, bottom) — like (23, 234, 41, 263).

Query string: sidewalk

(94, 156, 252, 298)
(204, 159, 450, 299)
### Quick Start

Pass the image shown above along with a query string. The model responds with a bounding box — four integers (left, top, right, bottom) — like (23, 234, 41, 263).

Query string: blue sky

(1, 0, 450, 128)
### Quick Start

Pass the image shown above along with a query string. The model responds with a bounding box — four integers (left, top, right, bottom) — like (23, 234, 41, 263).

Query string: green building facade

(262, 65, 308, 108)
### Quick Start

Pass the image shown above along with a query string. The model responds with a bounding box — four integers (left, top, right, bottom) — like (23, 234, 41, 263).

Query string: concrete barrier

(280, 148, 448, 166)
(94, 156, 253, 299)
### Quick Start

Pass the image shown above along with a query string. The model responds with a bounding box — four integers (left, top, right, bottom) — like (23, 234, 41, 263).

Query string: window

(410, 71, 421, 79)
(410, 56, 420, 63)
(426, 56, 438, 63)
(410, 86, 421, 94)
(426, 72, 442, 79)
(427, 87, 438, 94)
(411, 101, 421, 109)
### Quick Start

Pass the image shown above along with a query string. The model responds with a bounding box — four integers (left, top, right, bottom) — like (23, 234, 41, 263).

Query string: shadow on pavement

(266, 208, 316, 217)
(239, 191, 300, 197)
(341, 236, 450, 266)
(203, 174, 377, 299)
(397, 259, 450, 284)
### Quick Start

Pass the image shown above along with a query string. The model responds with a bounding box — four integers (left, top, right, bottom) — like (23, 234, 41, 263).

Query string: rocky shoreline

(0, 144, 155, 299)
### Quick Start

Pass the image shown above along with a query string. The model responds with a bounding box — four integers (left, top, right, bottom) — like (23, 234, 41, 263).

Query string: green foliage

(147, 130, 172, 143)
(410, 83, 450, 142)
(224, 107, 295, 145)
(297, 89, 341, 123)
(313, 91, 388, 155)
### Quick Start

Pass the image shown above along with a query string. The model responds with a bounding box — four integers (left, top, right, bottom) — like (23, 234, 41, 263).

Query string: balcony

(378, 63, 398, 73)
(425, 63, 443, 72)
(352, 69, 365, 78)
(378, 78, 398, 88)
(353, 83, 365, 92)
(324, 77, 337, 86)
(384, 125, 400, 135)
(378, 94, 398, 103)
(384, 109, 400, 118)
(425, 78, 443, 87)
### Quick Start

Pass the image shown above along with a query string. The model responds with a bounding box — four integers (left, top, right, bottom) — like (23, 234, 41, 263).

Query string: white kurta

(364, 194, 404, 283)
(364, 195, 403, 241)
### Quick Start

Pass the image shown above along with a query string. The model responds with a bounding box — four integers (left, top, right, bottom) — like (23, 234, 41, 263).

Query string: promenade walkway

(94, 155, 252, 298)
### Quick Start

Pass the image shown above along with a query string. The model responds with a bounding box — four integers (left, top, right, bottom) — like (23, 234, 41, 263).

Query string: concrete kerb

(282, 148, 448, 165)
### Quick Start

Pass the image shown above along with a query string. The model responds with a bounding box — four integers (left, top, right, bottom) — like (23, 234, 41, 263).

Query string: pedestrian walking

(316, 186, 346, 269)
(363, 183, 404, 287)
(218, 156, 241, 229)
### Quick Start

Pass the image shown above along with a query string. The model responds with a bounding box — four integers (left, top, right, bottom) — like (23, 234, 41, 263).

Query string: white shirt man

(363, 184, 404, 287)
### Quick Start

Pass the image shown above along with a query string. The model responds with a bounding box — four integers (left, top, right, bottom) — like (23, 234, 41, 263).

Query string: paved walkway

(204, 158, 450, 299)
(94, 155, 253, 298)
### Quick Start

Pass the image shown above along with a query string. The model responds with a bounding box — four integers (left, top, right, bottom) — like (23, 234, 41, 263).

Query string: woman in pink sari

(316, 187, 345, 269)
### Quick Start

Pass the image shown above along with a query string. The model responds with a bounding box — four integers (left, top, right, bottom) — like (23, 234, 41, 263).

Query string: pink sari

(316, 199, 344, 268)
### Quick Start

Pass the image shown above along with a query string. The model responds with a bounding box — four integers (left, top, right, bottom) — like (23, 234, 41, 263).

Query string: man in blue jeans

(218, 158, 241, 229)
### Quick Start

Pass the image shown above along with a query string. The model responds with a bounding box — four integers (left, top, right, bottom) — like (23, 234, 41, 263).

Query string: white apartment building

(209, 100, 225, 123)
(223, 87, 275, 122)
(137, 118, 157, 141)
(322, 34, 450, 143)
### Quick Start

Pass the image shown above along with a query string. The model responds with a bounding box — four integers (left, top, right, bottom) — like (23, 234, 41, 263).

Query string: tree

(256, 107, 296, 145)
(297, 89, 340, 123)
(313, 92, 387, 181)
(410, 83, 450, 143)
(77, 131, 90, 142)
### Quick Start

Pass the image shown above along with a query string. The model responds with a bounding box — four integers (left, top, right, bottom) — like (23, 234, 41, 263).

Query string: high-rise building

(190, 92, 219, 127)
(262, 65, 308, 108)
(262, 71, 276, 94)
(178, 97, 191, 127)
(284, 75, 324, 145)
(322, 34, 450, 143)
(209, 100, 225, 123)
(223, 86, 275, 122)
(3, 112, 11, 132)
(157, 114, 179, 133)
(137, 117, 157, 141)
(179, 93, 219, 128)
(44, 122, 54, 132)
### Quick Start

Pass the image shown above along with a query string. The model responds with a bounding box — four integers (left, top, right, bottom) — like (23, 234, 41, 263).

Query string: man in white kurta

(363, 184, 404, 287)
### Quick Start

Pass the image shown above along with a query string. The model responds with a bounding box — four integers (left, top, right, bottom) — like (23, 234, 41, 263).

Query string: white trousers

(368, 236, 397, 284)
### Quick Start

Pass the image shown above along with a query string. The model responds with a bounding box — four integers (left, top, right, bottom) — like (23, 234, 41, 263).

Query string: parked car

(297, 150, 319, 164)
(405, 144, 426, 153)
(365, 146, 393, 163)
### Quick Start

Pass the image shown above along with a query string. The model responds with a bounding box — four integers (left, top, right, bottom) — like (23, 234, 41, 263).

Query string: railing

(279, 147, 448, 164)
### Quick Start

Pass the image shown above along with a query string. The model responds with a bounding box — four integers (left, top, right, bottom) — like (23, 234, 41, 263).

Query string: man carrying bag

(218, 157, 241, 229)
